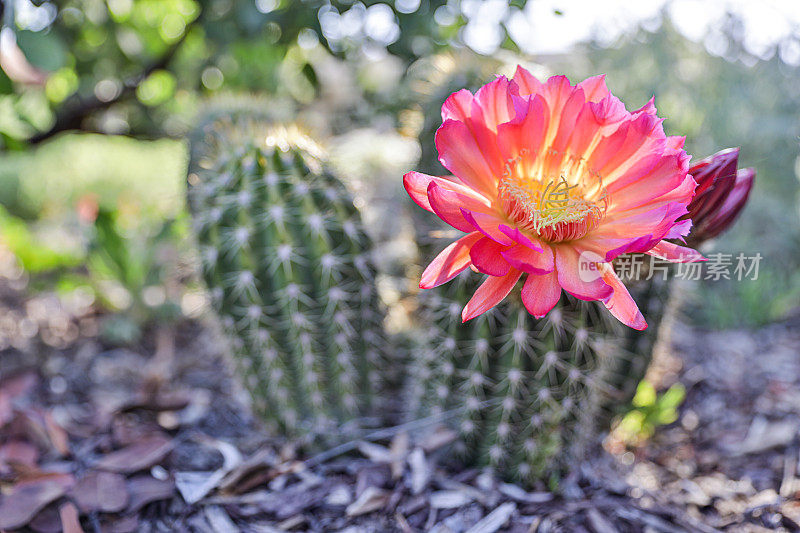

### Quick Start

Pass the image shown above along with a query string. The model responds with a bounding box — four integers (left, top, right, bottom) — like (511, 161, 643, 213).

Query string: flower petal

(646, 240, 706, 263)
(462, 269, 523, 322)
(461, 210, 516, 246)
(554, 245, 613, 301)
(498, 225, 544, 252)
(501, 244, 554, 274)
(435, 120, 502, 199)
(521, 270, 561, 318)
(512, 65, 544, 96)
(403, 171, 490, 213)
(599, 263, 647, 330)
(428, 181, 490, 232)
(420, 232, 483, 289)
(470, 237, 511, 276)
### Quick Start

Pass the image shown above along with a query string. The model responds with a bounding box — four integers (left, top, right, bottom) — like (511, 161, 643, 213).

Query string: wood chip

(204, 505, 238, 533)
(277, 514, 306, 530)
(357, 441, 394, 463)
(421, 427, 458, 453)
(732, 416, 799, 456)
(408, 447, 430, 495)
(325, 484, 352, 506)
(430, 490, 473, 509)
(587, 508, 618, 533)
(464, 502, 516, 533)
(345, 486, 390, 517)
(498, 482, 554, 504)
(390, 432, 410, 479)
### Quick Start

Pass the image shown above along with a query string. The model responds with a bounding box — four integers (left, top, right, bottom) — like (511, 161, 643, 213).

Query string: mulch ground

(2, 255, 800, 532)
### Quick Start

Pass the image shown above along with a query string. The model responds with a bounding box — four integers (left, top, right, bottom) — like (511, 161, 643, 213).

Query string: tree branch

(28, 24, 194, 145)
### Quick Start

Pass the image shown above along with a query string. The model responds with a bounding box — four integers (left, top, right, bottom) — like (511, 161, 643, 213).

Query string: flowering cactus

(404, 68, 704, 331)
(188, 116, 385, 441)
(406, 68, 710, 483)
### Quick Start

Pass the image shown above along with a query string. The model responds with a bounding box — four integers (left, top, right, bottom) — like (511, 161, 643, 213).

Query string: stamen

(498, 150, 608, 243)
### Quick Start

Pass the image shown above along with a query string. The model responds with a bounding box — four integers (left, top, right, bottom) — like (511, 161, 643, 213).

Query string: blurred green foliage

(617, 381, 686, 445)
(0, 1, 797, 331)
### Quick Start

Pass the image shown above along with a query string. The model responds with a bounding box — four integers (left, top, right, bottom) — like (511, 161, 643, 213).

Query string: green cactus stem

(188, 118, 385, 442)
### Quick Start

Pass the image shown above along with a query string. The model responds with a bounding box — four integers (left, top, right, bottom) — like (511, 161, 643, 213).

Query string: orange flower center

(498, 150, 608, 243)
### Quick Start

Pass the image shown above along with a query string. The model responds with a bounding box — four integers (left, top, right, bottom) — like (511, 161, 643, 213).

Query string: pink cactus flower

(404, 68, 706, 330)
(684, 147, 755, 247)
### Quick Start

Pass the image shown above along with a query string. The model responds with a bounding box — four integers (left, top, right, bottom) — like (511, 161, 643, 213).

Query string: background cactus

(187, 116, 385, 442)
(408, 271, 626, 486)
(595, 270, 674, 427)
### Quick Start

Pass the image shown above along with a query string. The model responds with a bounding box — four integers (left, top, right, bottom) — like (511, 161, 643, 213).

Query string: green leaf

(632, 380, 657, 408)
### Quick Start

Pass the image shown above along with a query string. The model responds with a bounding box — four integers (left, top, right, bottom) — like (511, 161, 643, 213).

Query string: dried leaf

(117, 391, 191, 414)
(95, 435, 173, 473)
(345, 486, 390, 517)
(256, 479, 330, 519)
(219, 449, 292, 495)
(8, 466, 75, 488)
(42, 410, 70, 457)
(0, 392, 13, 426)
(98, 515, 140, 533)
(126, 475, 175, 512)
(0, 440, 39, 468)
(0, 371, 38, 401)
(28, 503, 62, 533)
(464, 502, 516, 533)
(59, 502, 85, 533)
(69, 471, 129, 513)
(175, 437, 242, 504)
(0, 480, 66, 530)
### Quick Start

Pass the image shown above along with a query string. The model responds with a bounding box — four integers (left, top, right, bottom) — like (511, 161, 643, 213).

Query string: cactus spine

(410, 272, 620, 485)
(188, 117, 384, 441)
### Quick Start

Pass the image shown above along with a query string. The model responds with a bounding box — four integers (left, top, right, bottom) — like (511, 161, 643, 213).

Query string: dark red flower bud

(684, 148, 755, 246)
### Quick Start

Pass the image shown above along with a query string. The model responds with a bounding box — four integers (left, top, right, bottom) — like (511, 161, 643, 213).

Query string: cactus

(409, 270, 625, 485)
(598, 272, 672, 423)
(187, 116, 385, 442)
